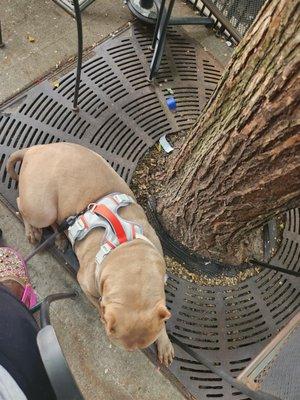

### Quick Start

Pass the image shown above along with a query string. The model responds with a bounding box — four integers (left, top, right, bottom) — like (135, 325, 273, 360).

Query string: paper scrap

(159, 135, 174, 153)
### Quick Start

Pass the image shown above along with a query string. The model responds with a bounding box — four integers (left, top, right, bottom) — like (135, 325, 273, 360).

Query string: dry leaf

(27, 35, 35, 43)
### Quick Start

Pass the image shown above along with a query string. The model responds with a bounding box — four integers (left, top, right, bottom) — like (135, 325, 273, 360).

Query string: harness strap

(68, 193, 140, 247)
(92, 204, 127, 244)
(94, 232, 160, 283)
(67, 193, 169, 289)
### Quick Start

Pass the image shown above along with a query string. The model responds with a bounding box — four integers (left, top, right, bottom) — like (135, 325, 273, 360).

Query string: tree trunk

(158, 0, 300, 265)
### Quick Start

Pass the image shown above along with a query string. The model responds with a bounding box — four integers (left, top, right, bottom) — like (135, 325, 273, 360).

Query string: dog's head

(100, 302, 171, 350)
(97, 240, 170, 350)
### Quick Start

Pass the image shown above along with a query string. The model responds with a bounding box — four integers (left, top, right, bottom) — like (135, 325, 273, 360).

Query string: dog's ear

(157, 305, 171, 321)
(105, 313, 116, 334)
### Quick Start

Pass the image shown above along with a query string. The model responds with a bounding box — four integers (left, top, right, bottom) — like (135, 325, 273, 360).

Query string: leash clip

(66, 215, 78, 228)
(87, 203, 97, 213)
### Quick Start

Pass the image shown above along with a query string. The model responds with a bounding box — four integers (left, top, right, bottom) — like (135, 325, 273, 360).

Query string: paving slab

(0, 0, 132, 103)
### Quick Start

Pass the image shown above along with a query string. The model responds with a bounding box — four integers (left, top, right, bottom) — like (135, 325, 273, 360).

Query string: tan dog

(7, 143, 174, 365)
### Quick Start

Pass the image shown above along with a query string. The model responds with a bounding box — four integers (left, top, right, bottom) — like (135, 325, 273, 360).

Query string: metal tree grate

(0, 23, 299, 400)
(165, 208, 300, 399)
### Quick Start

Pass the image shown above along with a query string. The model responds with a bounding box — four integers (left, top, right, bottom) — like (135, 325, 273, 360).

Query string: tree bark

(158, 0, 300, 265)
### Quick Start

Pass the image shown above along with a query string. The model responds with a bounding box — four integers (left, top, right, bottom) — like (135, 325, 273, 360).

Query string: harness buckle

(87, 203, 97, 213)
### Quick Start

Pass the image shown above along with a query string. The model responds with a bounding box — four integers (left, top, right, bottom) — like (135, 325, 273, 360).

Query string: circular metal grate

(165, 208, 299, 399)
(0, 22, 298, 400)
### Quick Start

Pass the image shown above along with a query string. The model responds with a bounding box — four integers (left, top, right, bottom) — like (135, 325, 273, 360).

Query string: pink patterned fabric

(0, 247, 37, 308)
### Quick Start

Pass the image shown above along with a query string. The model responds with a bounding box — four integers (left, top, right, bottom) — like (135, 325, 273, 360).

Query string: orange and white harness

(67, 193, 156, 280)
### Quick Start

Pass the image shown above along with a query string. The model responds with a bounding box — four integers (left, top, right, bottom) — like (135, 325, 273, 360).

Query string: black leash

(24, 215, 80, 263)
(168, 333, 282, 400)
(249, 258, 300, 278)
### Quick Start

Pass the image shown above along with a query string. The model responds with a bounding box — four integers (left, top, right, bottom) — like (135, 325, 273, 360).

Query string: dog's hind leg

(17, 195, 59, 246)
(17, 197, 43, 244)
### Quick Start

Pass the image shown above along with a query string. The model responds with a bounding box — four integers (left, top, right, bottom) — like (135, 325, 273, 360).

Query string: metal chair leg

(36, 291, 83, 400)
(151, 0, 166, 49)
(72, 0, 83, 112)
(40, 292, 77, 328)
(149, 0, 175, 80)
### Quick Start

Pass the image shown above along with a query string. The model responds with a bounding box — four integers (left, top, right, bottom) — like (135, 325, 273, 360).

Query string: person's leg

(0, 257, 55, 400)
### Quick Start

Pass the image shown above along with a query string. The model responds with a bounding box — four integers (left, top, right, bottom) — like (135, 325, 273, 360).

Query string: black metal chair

(53, 0, 96, 16)
(128, 0, 213, 79)
(32, 292, 84, 400)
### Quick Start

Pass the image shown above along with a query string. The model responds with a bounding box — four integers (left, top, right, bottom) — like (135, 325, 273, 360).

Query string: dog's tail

(6, 148, 28, 181)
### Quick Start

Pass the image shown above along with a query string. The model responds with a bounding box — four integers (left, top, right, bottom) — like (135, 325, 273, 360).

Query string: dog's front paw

(156, 330, 175, 367)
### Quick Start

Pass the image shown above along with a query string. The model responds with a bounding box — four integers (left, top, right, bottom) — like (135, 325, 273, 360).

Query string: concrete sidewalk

(0, 0, 231, 104)
(0, 201, 186, 400)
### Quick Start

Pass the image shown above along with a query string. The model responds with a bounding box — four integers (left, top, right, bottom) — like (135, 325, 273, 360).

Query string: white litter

(159, 135, 174, 153)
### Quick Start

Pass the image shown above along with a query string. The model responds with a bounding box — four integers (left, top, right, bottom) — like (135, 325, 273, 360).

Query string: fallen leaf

(27, 35, 35, 43)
